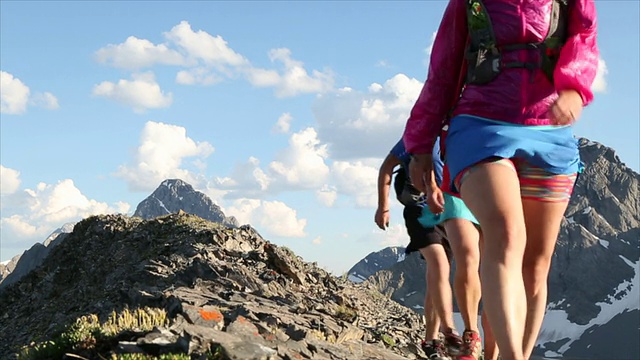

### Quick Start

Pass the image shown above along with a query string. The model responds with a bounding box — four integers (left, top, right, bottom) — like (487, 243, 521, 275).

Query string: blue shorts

(418, 192, 479, 228)
(445, 115, 582, 193)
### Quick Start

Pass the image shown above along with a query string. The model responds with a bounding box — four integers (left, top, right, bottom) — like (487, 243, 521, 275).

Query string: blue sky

(1, 1, 638, 274)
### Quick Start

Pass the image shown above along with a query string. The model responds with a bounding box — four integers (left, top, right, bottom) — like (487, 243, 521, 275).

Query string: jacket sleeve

(553, 0, 599, 106)
(403, 0, 468, 154)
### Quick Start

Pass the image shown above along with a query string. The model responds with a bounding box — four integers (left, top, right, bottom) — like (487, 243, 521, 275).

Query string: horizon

(1, 1, 639, 274)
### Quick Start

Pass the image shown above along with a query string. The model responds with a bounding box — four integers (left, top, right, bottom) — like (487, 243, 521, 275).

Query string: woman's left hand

(550, 89, 584, 125)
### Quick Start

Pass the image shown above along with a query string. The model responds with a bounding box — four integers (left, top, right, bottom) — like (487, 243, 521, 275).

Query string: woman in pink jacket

(403, 0, 599, 359)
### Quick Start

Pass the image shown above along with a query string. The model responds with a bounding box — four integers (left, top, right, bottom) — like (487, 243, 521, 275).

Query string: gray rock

(0, 212, 428, 359)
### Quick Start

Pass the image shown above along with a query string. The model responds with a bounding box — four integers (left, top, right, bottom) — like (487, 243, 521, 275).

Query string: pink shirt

(403, 0, 599, 154)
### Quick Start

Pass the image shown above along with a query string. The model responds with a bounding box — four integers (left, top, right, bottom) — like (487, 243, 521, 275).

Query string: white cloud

(370, 223, 409, 247)
(331, 160, 379, 208)
(245, 48, 334, 97)
(0, 165, 21, 196)
(93, 22, 333, 97)
(115, 121, 214, 191)
(165, 21, 248, 69)
(591, 57, 608, 93)
(31, 92, 59, 110)
(94, 36, 186, 70)
(424, 31, 438, 65)
(176, 67, 223, 85)
(316, 185, 337, 207)
(269, 127, 330, 189)
(0, 179, 130, 259)
(92, 72, 173, 113)
(312, 236, 322, 245)
(226, 198, 306, 238)
(273, 112, 293, 134)
(1, 71, 30, 115)
(313, 73, 423, 159)
(215, 156, 272, 198)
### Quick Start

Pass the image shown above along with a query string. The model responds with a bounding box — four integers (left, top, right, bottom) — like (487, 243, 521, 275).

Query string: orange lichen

(198, 308, 223, 322)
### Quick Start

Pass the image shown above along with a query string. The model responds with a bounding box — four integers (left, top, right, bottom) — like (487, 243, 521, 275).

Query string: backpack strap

(464, 0, 569, 85)
(541, 0, 569, 82)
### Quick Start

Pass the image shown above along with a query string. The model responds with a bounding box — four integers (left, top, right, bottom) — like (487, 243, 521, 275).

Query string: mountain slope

(133, 178, 238, 228)
(0, 212, 430, 359)
(347, 246, 406, 283)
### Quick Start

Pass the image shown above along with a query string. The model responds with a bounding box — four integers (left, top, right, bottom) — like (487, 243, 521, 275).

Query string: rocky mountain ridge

(0, 212, 430, 359)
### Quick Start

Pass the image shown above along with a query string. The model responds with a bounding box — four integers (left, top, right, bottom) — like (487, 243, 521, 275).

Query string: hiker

(403, 0, 599, 359)
(419, 139, 498, 360)
(375, 138, 462, 360)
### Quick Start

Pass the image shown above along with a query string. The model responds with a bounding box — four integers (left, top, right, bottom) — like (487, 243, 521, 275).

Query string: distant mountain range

(346, 139, 640, 360)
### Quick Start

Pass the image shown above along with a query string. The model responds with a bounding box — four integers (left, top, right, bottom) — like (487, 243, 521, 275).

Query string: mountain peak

(134, 179, 238, 228)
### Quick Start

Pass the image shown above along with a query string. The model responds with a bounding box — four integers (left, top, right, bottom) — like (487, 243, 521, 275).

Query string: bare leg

(419, 244, 456, 333)
(482, 309, 500, 360)
(460, 162, 527, 360)
(424, 276, 441, 340)
(521, 199, 569, 358)
(479, 231, 500, 360)
(444, 218, 481, 332)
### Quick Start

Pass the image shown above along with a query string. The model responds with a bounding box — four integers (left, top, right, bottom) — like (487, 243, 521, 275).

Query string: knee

(482, 217, 526, 258)
(522, 257, 553, 291)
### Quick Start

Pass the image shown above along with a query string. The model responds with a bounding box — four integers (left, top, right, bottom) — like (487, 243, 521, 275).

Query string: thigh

(458, 160, 525, 231)
(443, 218, 480, 262)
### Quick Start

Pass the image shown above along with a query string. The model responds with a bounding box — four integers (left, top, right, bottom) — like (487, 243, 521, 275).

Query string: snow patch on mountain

(537, 259, 640, 354)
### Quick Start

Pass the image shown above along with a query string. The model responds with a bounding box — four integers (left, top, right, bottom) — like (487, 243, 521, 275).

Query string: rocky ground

(0, 212, 429, 359)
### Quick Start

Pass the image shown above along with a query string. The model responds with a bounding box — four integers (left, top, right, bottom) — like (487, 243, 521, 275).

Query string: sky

(1, 1, 638, 274)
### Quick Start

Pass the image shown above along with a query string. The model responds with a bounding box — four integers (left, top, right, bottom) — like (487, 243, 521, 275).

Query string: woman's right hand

(426, 186, 445, 214)
(375, 208, 390, 230)
(550, 89, 584, 125)
(409, 153, 431, 194)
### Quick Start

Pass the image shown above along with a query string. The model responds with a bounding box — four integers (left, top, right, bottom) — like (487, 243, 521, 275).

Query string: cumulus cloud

(176, 67, 223, 85)
(31, 92, 59, 110)
(1, 165, 21, 196)
(226, 198, 306, 238)
(1, 71, 30, 115)
(424, 31, 438, 64)
(272, 113, 293, 134)
(268, 127, 330, 189)
(591, 57, 608, 93)
(217, 127, 331, 199)
(245, 48, 334, 97)
(368, 223, 409, 248)
(0, 179, 130, 259)
(93, 72, 173, 113)
(316, 185, 337, 207)
(331, 160, 379, 208)
(313, 73, 423, 159)
(115, 121, 214, 191)
(165, 21, 249, 69)
(215, 157, 272, 198)
(94, 21, 333, 98)
(1, 72, 60, 115)
(94, 36, 186, 70)
(312, 236, 322, 245)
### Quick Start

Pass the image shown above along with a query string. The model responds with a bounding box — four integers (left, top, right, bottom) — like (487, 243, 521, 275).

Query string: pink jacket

(403, 0, 599, 154)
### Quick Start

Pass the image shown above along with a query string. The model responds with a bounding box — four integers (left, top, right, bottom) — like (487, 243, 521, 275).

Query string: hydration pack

(465, 0, 569, 85)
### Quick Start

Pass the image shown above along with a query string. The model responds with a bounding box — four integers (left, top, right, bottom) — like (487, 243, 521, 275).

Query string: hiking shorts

(445, 115, 581, 202)
(403, 205, 452, 260)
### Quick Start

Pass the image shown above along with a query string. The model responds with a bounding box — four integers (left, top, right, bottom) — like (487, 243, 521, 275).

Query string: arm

(375, 153, 401, 230)
(403, 0, 468, 155)
(553, 0, 599, 106)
